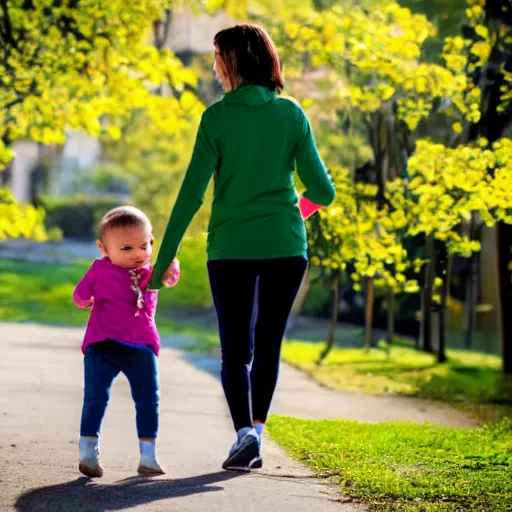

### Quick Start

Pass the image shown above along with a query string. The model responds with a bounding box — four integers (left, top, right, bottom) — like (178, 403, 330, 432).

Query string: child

(73, 206, 179, 478)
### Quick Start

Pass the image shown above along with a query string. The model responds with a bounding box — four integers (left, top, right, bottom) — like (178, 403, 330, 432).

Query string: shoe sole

(250, 457, 263, 469)
(137, 464, 166, 476)
(79, 461, 103, 478)
(222, 436, 260, 471)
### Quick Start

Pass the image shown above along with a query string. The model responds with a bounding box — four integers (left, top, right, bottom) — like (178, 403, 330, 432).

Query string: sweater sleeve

(73, 262, 96, 310)
(149, 110, 218, 290)
(295, 110, 336, 206)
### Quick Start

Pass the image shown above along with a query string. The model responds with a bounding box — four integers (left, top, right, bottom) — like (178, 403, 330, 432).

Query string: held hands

(162, 258, 181, 288)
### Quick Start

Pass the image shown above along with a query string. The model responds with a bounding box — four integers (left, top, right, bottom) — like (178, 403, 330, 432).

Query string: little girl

(73, 206, 179, 478)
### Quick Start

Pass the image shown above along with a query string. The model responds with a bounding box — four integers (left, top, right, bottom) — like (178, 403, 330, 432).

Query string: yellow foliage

(0, 189, 51, 242)
(264, 0, 503, 134)
(309, 166, 419, 293)
(308, 138, 512, 294)
(387, 138, 512, 256)
(0, 0, 200, 164)
(265, 1, 484, 131)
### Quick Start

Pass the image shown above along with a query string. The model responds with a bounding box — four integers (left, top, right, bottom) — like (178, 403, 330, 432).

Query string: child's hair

(98, 206, 153, 242)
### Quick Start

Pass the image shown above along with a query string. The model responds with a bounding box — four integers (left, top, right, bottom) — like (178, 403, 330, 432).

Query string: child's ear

(150, 234, 155, 245)
(97, 239, 108, 257)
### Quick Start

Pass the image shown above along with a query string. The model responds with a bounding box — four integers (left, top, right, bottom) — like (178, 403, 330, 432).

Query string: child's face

(98, 225, 153, 269)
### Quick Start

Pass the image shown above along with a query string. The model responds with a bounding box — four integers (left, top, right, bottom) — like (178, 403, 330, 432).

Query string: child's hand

(81, 297, 94, 310)
(73, 294, 94, 310)
(162, 258, 180, 288)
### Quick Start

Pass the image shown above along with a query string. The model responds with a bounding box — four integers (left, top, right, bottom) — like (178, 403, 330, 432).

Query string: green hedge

(39, 195, 123, 240)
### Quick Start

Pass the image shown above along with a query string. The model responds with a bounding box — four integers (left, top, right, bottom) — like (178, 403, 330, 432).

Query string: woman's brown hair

(214, 24, 285, 93)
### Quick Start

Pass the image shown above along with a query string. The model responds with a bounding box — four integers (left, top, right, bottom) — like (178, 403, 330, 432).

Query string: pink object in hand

(162, 258, 181, 288)
(298, 195, 323, 220)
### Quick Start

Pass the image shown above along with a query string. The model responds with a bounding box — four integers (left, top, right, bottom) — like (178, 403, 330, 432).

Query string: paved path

(0, 323, 364, 512)
(184, 350, 476, 428)
(0, 323, 474, 512)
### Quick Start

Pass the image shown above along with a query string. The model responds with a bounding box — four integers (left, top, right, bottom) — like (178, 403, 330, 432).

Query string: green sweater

(148, 84, 335, 290)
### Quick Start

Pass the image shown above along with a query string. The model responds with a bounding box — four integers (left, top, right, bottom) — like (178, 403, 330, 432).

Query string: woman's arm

(295, 111, 336, 207)
(149, 110, 219, 289)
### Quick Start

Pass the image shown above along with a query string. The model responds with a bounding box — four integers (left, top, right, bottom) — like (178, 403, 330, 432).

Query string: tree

(263, 0, 512, 360)
(0, 0, 207, 245)
(263, 2, 471, 349)
(0, 189, 50, 241)
(386, 138, 512, 362)
(308, 166, 419, 360)
(465, 0, 512, 373)
(0, 1, 202, 162)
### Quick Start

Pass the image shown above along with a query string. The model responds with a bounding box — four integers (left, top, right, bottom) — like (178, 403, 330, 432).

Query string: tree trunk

(464, 253, 479, 349)
(420, 236, 435, 353)
(291, 266, 310, 315)
(286, 266, 310, 335)
(365, 276, 375, 348)
(438, 254, 453, 364)
(318, 269, 341, 363)
(387, 288, 395, 344)
(497, 223, 512, 374)
(465, 1, 512, 373)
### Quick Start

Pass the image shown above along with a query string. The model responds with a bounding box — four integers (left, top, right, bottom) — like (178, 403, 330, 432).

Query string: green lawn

(267, 415, 512, 511)
(281, 341, 512, 422)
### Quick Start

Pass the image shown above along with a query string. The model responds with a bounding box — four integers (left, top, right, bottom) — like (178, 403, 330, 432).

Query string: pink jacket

(73, 258, 160, 355)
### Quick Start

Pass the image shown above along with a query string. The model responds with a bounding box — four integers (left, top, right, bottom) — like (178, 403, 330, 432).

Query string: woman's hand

(298, 195, 323, 220)
(162, 258, 181, 288)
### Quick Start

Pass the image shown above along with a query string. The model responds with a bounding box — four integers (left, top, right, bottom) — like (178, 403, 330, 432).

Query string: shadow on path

(181, 351, 222, 379)
(15, 471, 241, 512)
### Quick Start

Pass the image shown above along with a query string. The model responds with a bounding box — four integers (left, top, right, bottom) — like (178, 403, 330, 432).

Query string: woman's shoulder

(276, 94, 301, 107)
(203, 99, 224, 118)
(275, 95, 306, 117)
(273, 97, 309, 131)
(201, 91, 305, 127)
(197, 101, 223, 132)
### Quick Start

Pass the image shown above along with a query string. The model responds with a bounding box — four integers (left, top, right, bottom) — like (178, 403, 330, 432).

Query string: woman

(148, 24, 335, 471)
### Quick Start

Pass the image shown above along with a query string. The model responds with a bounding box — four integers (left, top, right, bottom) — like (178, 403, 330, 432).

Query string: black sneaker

(222, 430, 260, 471)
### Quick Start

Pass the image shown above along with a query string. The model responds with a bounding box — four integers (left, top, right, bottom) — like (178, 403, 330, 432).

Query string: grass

(267, 415, 512, 511)
(281, 341, 512, 421)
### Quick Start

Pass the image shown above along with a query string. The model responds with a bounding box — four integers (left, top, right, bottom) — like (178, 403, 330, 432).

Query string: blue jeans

(207, 256, 307, 432)
(80, 340, 159, 439)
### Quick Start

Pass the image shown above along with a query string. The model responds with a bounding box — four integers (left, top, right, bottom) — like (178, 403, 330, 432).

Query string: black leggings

(207, 256, 308, 432)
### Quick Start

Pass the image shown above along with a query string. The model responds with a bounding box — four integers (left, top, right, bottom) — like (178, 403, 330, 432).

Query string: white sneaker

(78, 436, 103, 478)
(138, 441, 165, 475)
